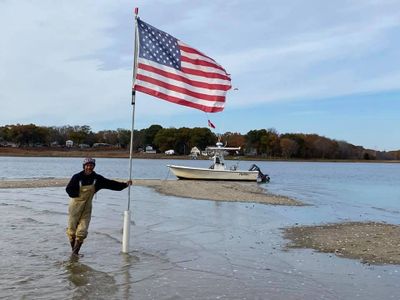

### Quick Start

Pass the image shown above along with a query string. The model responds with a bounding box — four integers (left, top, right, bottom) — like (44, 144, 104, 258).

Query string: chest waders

(66, 180, 96, 251)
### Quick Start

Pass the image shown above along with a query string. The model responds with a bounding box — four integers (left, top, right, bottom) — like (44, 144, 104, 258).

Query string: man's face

(84, 163, 95, 175)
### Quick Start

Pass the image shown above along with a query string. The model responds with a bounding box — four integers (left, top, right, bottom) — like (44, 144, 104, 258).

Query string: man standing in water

(66, 157, 132, 256)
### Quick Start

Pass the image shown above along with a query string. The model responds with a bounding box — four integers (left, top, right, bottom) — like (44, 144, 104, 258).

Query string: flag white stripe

(180, 60, 229, 76)
(178, 42, 217, 62)
(178, 41, 229, 76)
(137, 68, 228, 96)
(180, 49, 220, 66)
(135, 80, 226, 107)
(137, 58, 231, 86)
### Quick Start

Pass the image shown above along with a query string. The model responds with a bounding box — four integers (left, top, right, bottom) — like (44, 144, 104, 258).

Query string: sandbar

(284, 222, 400, 265)
(0, 178, 302, 206)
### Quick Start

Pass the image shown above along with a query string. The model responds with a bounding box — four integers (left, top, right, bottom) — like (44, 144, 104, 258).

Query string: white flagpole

(122, 7, 139, 254)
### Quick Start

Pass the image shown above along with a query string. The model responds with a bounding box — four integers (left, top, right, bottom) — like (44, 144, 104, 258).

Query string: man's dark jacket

(66, 171, 128, 198)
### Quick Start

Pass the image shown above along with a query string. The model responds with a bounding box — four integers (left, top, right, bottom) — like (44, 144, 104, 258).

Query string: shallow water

(0, 157, 399, 299)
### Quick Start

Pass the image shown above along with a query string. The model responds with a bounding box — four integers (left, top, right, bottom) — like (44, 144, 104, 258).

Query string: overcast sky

(1, 0, 399, 150)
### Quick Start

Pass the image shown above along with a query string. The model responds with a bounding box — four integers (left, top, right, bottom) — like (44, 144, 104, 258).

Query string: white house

(145, 145, 156, 154)
(190, 146, 201, 158)
(165, 149, 175, 155)
(65, 140, 73, 147)
(190, 147, 200, 155)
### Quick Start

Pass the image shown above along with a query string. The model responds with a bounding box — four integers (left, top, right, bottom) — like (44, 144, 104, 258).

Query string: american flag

(133, 19, 231, 113)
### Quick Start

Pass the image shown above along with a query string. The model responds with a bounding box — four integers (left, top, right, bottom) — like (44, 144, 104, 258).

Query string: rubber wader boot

(70, 239, 75, 251)
(72, 240, 83, 256)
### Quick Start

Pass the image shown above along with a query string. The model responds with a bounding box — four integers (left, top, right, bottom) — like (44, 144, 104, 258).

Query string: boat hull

(167, 165, 259, 181)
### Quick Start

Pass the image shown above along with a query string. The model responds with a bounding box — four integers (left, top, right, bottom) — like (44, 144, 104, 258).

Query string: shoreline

(0, 148, 398, 163)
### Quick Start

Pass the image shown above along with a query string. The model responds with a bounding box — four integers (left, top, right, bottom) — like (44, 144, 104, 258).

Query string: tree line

(0, 123, 398, 160)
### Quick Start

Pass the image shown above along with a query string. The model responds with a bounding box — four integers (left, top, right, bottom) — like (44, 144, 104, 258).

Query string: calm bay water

(0, 157, 399, 299)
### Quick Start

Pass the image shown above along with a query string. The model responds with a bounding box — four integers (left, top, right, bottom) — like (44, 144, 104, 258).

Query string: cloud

(0, 0, 399, 135)
(222, 2, 400, 107)
(0, 1, 128, 126)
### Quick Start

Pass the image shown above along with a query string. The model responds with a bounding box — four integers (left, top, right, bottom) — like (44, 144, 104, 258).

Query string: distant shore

(0, 147, 163, 159)
(0, 147, 398, 163)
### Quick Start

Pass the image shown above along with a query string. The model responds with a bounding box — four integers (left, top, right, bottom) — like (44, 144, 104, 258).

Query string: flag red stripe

(137, 62, 231, 91)
(136, 74, 226, 102)
(180, 56, 226, 72)
(179, 44, 213, 61)
(134, 85, 224, 113)
(180, 67, 231, 81)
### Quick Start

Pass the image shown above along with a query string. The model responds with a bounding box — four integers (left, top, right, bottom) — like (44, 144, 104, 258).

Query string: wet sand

(284, 222, 400, 265)
(0, 178, 302, 206)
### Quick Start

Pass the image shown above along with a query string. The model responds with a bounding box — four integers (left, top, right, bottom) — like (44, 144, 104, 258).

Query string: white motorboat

(167, 142, 269, 182)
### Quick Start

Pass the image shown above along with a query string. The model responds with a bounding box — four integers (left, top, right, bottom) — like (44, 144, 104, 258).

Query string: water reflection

(65, 258, 118, 299)
(121, 253, 140, 300)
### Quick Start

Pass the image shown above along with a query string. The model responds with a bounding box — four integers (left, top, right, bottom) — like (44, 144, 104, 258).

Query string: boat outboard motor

(249, 164, 270, 183)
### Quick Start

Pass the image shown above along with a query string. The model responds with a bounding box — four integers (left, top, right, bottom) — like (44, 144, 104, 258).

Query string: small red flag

(208, 119, 216, 129)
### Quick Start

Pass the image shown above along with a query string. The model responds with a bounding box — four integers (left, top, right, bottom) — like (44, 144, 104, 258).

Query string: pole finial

(134, 7, 139, 15)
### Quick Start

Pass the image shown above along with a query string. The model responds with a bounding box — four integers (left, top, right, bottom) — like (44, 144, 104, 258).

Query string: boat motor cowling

(249, 164, 270, 183)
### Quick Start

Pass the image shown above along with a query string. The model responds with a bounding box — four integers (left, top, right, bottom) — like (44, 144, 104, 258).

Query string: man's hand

(126, 180, 133, 186)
